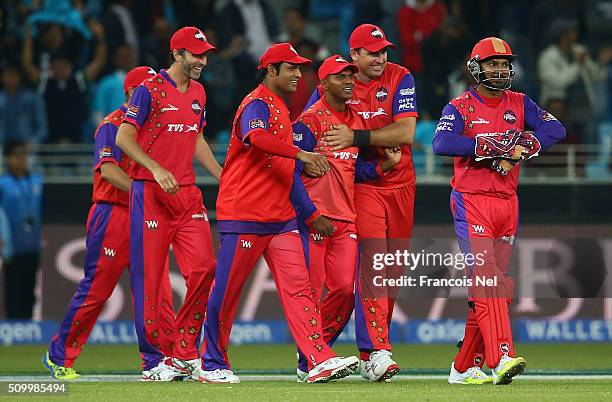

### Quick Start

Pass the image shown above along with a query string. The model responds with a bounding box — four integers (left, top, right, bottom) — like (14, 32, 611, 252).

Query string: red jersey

(351, 62, 418, 189)
(216, 84, 297, 232)
(293, 96, 368, 222)
(123, 70, 207, 186)
(450, 88, 525, 197)
(92, 106, 131, 206)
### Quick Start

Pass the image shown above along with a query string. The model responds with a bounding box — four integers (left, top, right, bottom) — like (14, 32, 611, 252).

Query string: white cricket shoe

(307, 356, 359, 383)
(448, 362, 492, 384)
(141, 360, 185, 382)
(363, 350, 400, 382)
(197, 369, 241, 384)
(492, 354, 526, 385)
(168, 357, 203, 381)
(296, 368, 308, 383)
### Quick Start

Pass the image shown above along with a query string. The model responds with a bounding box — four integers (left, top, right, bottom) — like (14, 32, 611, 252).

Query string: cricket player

(432, 37, 565, 385)
(42, 66, 178, 380)
(116, 26, 222, 381)
(310, 24, 419, 381)
(293, 55, 402, 381)
(199, 43, 359, 384)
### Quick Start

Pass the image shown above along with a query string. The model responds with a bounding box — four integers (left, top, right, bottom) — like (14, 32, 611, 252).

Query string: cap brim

(185, 42, 217, 55)
(319, 64, 359, 80)
(257, 55, 312, 69)
(361, 40, 395, 52)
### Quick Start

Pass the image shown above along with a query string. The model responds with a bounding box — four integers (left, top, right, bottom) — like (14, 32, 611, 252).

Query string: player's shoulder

(449, 89, 471, 107)
(384, 62, 412, 81)
(189, 78, 205, 92)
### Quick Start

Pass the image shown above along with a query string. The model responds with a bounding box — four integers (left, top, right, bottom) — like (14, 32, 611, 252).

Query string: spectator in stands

(140, 17, 174, 70)
(92, 44, 136, 124)
(22, 21, 107, 144)
(537, 19, 607, 144)
(0, 63, 48, 145)
(0, 140, 43, 319)
(397, 0, 447, 75)
(101, 0, 140, 65)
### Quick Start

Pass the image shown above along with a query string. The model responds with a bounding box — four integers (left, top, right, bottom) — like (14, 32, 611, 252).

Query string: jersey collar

(469, 86, 504, 106)
(160, 69, 178, 88)
(320, 94, 349, 122)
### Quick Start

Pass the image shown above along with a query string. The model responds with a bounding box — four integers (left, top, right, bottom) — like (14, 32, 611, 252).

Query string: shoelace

(57, 367, 77, 376)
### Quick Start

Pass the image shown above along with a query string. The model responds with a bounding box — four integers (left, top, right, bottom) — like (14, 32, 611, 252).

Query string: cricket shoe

(42, 352, 80, 380)
(296, 368, 308, 383)
(448, 362, 492, 385)
(197, 369, 240, 384)
(492, 354, 526, 385)
(306, 356, 359, 383)
(168, 357, 204, 381)
(141, 360, 185, 382)
(362, 350, 400, 382)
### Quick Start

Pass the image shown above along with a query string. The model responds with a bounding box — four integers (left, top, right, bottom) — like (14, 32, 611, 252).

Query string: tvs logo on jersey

(500, 343, 510, 354)
(357, 108, 387, 120)
(191, 100, 202, 115)
(503, 110, 516, 124)
(145, 220, 159, 230)
(375, 87, 388, 101)
(126, 105, 139, 118)
(371, 28, 384, 38)
(100, 147, 113, 158)
(167, 123, 198, 133)
(249, 119, 266, 130)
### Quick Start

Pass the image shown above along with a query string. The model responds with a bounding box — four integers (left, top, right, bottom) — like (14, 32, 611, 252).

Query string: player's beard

(183, 61, 203, 80)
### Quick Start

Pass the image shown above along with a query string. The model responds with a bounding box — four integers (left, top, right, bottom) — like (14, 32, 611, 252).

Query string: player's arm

(83, 20, 107, 82)
(323, 73, 418, 150)
(116, 85, 179, 194)
(239, 100, 330, 175)
(195, 133, 222, 181)
(523, 96, 566, 151)
(94, 123, 131, 191)
(354, 148, 401, 182)
(431, 103, 474, 157)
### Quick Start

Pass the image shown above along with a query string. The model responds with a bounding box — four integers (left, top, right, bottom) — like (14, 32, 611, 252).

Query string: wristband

(353, 130, 371, 146)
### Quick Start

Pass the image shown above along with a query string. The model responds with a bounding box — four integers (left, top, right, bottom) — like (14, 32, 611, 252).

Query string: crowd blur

(0, 0, 610, 170)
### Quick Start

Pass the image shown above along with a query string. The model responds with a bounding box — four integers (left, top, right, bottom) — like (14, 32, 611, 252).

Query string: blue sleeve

(303, 87, 321, 111)
(94, 123, 122, 168)
(238, 100, 269, 143)
(292, 120, 317, 173)
(523, 95, 566, 151)
(200, 104, 207, 130)
(0, 206, 13, 259)
(392, 73, 418, 118)
(123, 85, 152, 129)
(432, 103, 475, 157)
(290, 167, 318, 223)
(355, 155, 380, 182)
(291, 120, 318, 222)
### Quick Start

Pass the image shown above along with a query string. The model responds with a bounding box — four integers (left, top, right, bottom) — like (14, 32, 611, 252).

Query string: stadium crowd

(0, 0, 609, 149)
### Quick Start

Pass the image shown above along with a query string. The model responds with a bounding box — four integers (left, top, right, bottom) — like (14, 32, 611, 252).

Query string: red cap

(349, 24, 395, 52)
(470, 37, 517, 61)
(257, 43, 311, 69)
(170, 26, 216, 54)
(124, 66, 156, 93)
(317, 54, 358, 80)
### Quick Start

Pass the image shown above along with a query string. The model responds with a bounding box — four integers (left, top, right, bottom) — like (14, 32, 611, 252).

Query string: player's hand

(297, 150, 329, 177)
(380, 147, 402, 172)
(311, 215, 336, 237)
(509, 145, 526, 160)
(491, 159, 518, 176)
(152, 166, 179, 194)
(323, 124, 354, 151)
(88, 19, 105, 39)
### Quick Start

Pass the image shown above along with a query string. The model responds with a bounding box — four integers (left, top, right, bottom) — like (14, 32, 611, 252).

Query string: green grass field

(1, 344, 611, 401)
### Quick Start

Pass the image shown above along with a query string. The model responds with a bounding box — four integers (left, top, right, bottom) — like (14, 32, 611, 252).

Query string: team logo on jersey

(249, 119, 266, 130)
(375, 87, 388, 101)
(471, 224, 485, 235)
(293, 132, 303, 142)
(470, 117, 490, 125)
(126, 105, 139, 118)
(100, 147, 113, 158)
(503, 110, 516, 124)
(191, 100, 202, 115)
(500, 343, 510, 354)
(191, 212, 208, 221)
(194, 30, 207, 42)
(160, 104, 179, 112)
(539, 111, 557, 122)
(371, 28, 384, 38)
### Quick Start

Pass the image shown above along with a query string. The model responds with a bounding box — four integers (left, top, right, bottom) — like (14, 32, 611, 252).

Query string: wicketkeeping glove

(474, 130, 522, 161)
